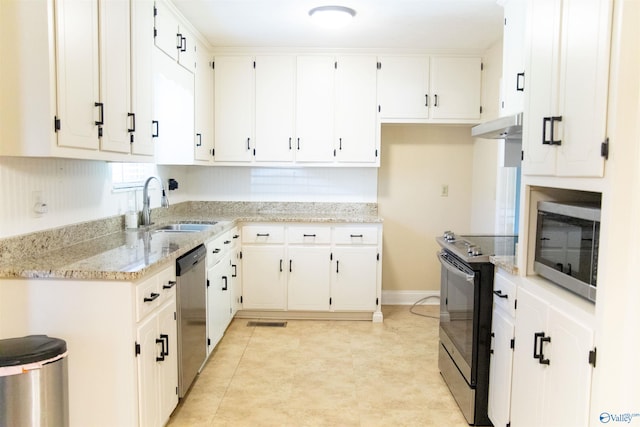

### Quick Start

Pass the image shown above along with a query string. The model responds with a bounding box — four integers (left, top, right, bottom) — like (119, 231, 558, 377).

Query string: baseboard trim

(381, 290, 441, 306)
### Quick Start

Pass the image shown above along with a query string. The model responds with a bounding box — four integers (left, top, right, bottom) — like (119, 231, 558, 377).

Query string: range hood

(471, 113, 523, 140)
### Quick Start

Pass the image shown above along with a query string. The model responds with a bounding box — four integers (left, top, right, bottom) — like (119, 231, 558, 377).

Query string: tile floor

(167, 305, 468, 427)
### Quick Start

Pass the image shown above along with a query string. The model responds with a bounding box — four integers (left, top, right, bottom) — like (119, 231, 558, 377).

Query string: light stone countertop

(489, 255, 519, 275)
(0, 202, 382, 281)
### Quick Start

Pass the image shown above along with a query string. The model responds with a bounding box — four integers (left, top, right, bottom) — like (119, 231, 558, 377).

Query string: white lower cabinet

(510, 282, 595, 427)
(239, 223, 382, 319)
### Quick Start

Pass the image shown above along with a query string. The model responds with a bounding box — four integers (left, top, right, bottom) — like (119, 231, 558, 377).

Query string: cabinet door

(194, 42, 214, 161)
(241, 245, 286, 310)
(510, 286, 549, 427)
(177, 25, 196, 72)
(153, 48, 195, 164)
(130, 0, 155, 156)
(331, 246, 378, 311)
(207, 258, 231, 351)
(522, 0, 561, 176)
(153, 0, 179, 61)
(157, 298, 178, 424)
(55, 0, 100, 150)
(213, 56, 255, 162)
(542, 305, 594, 427)
(501, 0, 527, 116)
(429, 56, 482, 120)
(99, 0, 132, 154)
(287, 246, 331, 311)
(334, 56, 379, 163)
(136, 314, 160, 427)
(555, 0, 611, 177)
(488, 307, 515, 427)
(255, 55, 296, 162)
(295, 56, 335, 162)
(377, 56, 429, 120)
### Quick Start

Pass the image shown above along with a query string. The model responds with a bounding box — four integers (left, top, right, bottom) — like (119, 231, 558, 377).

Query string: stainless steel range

(436, 232, 517, 426)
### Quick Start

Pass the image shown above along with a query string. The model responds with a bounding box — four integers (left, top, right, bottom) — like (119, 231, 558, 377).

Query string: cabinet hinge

(239, 251, 243, 259)
(240, 295, 243, 304)
(212, 61, 215, 70)
(376, 253, 380, 261)
(376, 62, 381, 70)
(480, 106, 483, 114)
(211, 148, 215, 157)
(135, 342, 140, 356)
(376, 297, 379, 306)
(507, 423, 511, 427)
(98, 127, 103, 138)
(589, 347, 597, 367)
(207, 338, 211, 346)
(206, 279, 210, 288)
(153, 6, 157, 16)
(253, 61, 256, 69)
(601, 138, 609, 159)
(329, 297, 332, 305)
(333, 149, 337, 157)
(174, 312, 177, 321)
(334, 61, 337, 69)
(175, 387, 178, 395)
(481, 62, 484, 71)
(54, 116, 61, 132)
(375, 149, 378, 157)
(521, 150, 524, 161)
(153, 28, 157, 38)
(330, 253, 333, 261)
(253, 148, 256, 156)
(514, 299, 518, 310)
(510, 338, 515, 349)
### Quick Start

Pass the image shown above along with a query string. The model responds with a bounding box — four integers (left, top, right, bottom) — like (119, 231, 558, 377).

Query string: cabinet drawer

(157, 264, 177, 303)
(493, 270, 518, 317)
(207, 231, 231, 267)
(287, 226, 331, 244)
(242, 225, 285, 244)
(136, 276, 160, 322)
(333, 226, 379, 245)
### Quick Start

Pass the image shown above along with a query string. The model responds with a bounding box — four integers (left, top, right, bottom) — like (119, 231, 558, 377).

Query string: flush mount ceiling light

(309, 5, 356, 29)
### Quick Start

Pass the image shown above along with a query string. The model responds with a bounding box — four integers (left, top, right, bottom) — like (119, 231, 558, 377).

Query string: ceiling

(171, 0, 504, 52)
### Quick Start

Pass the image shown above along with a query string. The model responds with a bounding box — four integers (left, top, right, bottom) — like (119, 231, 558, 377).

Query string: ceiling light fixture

(309, 5, 356, 29)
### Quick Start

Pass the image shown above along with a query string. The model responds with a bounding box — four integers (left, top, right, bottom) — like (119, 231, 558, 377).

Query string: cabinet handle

(160, 334, 169, 356)
(303, 234, 316, 237)
(222, 276, 228, 291)
(232, 264, 237, 278)
(212, 248, 221, 254)
(289, 260, 292, 273)
(196, 133, 202, 147)
(279, 259, 283, 272)
(256, 233, 270, 237)
(297, 138, 300, 150)
(144, 292, 160, 303)
(247, 138, 251, 150)
(434, 94, 438, 107)
(339, 138, 342, 150)
(163, 280, 176, 289)
(539, 336, 551, 365)
(350, 234, 364, 238)
(152, 120, 159, 138)
(94, 102, 104, 126)
(233, 234, 239, 239)
(176, 33, 182, 50)
(425, 94, 429, 107)
(180, 36, 187, 52)
(289, 137, 292, 150)
(128, 112, 135, 133)
(493, 289, 508, 299)
(336, 260, 339, 274)
(550, 116, 562, 146)
(516, 72, 525, 91)
(542, 116, 563, 146)
(156, 338, 165, 361)
(224, 240, 231, 245)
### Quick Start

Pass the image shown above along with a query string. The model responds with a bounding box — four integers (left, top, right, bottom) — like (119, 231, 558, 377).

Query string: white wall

(0, 156, 377, 238)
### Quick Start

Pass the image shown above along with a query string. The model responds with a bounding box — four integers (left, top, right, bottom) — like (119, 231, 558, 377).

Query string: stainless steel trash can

(0, 335, 69, 427)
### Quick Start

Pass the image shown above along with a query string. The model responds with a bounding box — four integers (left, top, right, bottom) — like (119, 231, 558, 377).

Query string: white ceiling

(171, 0, 504, 52)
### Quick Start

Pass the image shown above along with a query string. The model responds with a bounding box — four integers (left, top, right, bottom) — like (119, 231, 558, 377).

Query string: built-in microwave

(534, 201, 600, 302)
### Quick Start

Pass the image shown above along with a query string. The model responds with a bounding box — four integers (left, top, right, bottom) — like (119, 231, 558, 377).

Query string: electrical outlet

(32, 190, 48, 216)
(441, 185, 449, 197)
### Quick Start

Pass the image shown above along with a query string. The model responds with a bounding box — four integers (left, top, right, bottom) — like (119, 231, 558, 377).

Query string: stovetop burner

(437, 232, 518, 264)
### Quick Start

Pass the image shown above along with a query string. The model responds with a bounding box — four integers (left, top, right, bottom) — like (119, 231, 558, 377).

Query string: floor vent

(247, 321, 287, 328)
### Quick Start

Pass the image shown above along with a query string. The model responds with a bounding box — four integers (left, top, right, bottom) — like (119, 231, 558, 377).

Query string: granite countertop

(489, 255, 519, 275)
(0, 202, 382, 282)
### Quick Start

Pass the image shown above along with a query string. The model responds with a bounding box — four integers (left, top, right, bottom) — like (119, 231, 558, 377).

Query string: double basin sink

(152, 222, 217, 234)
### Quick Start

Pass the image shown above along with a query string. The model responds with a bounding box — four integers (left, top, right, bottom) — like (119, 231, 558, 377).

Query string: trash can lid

(0, 335, 67, 367)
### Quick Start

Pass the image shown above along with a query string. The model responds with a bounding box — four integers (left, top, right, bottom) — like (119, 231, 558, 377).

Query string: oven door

(438, 250, 476, 385)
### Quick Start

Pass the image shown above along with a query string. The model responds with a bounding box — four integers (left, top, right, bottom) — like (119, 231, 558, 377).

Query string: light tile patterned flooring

(167, 305, 468, 427)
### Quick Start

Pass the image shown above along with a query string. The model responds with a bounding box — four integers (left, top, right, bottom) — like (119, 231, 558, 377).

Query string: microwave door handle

(437, 252, 475, 283)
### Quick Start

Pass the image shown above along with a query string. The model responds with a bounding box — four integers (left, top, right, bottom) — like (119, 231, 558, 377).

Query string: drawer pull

(212, 248, 221, 254)
(160, 334, 169, 356)
(163, 280, 176, 289)
(493, 290, 508, 299)
(144, 293, 160, 303)
(350, 234, 364, 238)
(303, 234, 316, 237)
(156, 338, 165, 362)
(256, 233, 270, 237)
(233, 234, 239, 239)
(224, 240, 231, 245)
(222, 276, 228, 291)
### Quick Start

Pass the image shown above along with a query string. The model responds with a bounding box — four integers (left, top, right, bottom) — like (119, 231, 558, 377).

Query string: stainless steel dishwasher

(176, 244, 207, 398)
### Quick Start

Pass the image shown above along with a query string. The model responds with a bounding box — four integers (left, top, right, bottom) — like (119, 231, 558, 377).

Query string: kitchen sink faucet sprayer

(142, 176, 169, 226)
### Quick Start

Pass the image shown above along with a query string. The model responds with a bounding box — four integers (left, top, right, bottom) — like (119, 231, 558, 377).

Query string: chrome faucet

(142, 176, 169, 226)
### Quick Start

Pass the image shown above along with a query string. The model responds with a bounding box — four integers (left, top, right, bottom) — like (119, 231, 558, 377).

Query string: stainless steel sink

(153, 223, 216, 233)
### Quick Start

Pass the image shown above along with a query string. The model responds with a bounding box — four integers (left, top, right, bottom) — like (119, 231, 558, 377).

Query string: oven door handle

(437, 251, 475, 282)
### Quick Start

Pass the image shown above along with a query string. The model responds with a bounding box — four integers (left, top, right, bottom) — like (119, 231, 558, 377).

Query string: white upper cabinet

(254, 56, 297, 163)
(500, 0, 527, 116)
(0, 0, 154, 161)
(153, 0, 195, 72)
(334, 56, 379, 164)
(377, 55, 482, 123)
(295, 55, 336, 163)
(194, 42, 214, 162)
(213, 56, 256, 163)
(523, 0, 612, 177)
